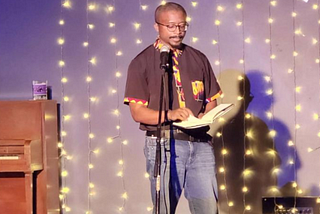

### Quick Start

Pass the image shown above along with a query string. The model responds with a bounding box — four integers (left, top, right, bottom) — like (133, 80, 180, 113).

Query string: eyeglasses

(156, 22, 189, 32)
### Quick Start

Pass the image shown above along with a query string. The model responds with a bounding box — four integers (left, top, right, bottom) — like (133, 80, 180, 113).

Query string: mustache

(169, 35, 184, 39)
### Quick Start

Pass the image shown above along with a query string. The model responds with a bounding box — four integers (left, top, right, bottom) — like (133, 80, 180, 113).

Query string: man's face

(154, 10, 187, 49)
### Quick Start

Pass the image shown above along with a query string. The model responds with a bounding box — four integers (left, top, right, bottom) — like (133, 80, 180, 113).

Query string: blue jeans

(144, 136, 218, 214)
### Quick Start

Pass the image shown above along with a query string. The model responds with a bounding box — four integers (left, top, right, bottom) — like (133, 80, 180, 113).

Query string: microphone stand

(154, 64, 169, 214)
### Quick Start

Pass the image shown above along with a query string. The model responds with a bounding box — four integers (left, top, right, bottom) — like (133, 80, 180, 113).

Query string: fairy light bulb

(246, 130, 253, 138)
(58, 142, 63, 148)
(83, 42, 89, 47)
(289, 159, 294, 165)
(242, 186, 248, 192)
(122, 140, 128, 145)
(110, 37, 117, 43)
(316, 198, 320, 203)
(217, 5, 224, 11)
(191, 1, 198, 7)
(57, 38, 65, 45)
(186, 16, 192, 22)
(109, 22, 115, 28)
(239, 59, 244, 64)
(296, 104, 302, 112)
(245, 150, 252, 155)
(219, 167, 225, 173)
(147, 207, 153, 211)
(61, 131, 67, 136)
(122, 192, 128, 199)
(313, 38, 318, 44)
(268, 18, 274, 23)
(266, 111, 273, 119)
(116, 125, 120, 130)
(288, 140, 294, 146)
(88, 24, 95, 30)
(117, 171, 123, 177)
(63, 96, 69, 102)
(86, 76, 92, 82)
(144, 173, 150, 178)
(293, 51, 298, 57)
(313, 4, 318, 9)
(265, 76, 271, 82)
(192, 37, 198, 43)
(88, 164, 94, 169)
(228, 201, 234, 207)
(88, 3, 97, 11)
(134, 22, 141, 30)
(89, 57, 97, 65)
(269, 130, 277, 137)
(61, 187, 70, 194)
(295, 124, 301, 129)
(93, 149, 100, 154)
(62, 0, 72, 8)
(308, 147, 313, 152)
(288, 68, 293, 73)
(270, 1, 277, 6)
(83, 113, 90, 118)
(106, 5, 114, 13)
(220, 185, 226, 190)
(245, 37, 251, 43)
(116, 51, 123, 56)
(215, 60, 220, 65)
(245, 205, 251, 211)
(245, 113, 251, 119)
(221, 149, 228, 155)
(89, 133, 95, 139)
(266, 89, 273, 95)
(115, 71, 122, 77)
(216, 132, 222, 137)
(161, 1, 166, 5)
(59, 60, 65, 67)
(107, 137, 113, 143)
(136, 39, 142, 44)
(295, 86, 301, 93)
(316, 59, 320, 63)
(265, 39, 270, 43)
(292, 12, 297, 17)
(141, 5, 148, 10)
(61, 170, 68, 177)
(212, 40, 218, 45)
(61, 77, 68, 83)
(59, 20, 65, 25)
(236, 3, 242, 9)
(236, 21, 242, 26)
(270, 54, 276, 59)
(64, 115, 71, 121)
(215, 20, 221, 25)
(313, 113, 319, 120)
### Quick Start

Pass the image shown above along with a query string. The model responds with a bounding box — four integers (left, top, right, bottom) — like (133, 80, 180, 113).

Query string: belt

(146, 130, 211, 142)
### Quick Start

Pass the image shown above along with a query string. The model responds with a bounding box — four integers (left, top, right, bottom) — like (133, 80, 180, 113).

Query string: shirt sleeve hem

(124, 97, 148, 106)
(205, 90, 222, 103)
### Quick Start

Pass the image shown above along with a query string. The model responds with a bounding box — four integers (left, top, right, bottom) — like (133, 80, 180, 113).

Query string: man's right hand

(168, 107, 194, 121)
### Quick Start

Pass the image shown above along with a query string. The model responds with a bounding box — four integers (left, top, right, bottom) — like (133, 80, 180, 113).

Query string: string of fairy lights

(59, 0, 71, 213)
(267, 0, 282, 210)
(85, 1, 94, 213)
(290, 0, 299, 210)
(211, 1, 233, 213)
(317, 0, 320, 203)
(239, 1, 251, 213)
(54, 0, 320, 213)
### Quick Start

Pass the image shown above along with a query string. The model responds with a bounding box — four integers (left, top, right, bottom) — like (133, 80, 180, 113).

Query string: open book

(173, 103, 234, 129)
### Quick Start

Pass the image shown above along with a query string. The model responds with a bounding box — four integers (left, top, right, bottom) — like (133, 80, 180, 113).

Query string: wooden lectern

(0, 100, 60, 214)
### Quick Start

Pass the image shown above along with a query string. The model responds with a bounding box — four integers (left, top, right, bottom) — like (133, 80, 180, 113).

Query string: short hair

(155, 2, 187, 23)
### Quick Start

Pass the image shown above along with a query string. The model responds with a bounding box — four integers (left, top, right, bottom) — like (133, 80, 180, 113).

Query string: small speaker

(262, 197, 320, 214)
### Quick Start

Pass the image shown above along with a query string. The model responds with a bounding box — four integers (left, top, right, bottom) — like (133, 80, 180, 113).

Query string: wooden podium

(0, 100, 60, 214)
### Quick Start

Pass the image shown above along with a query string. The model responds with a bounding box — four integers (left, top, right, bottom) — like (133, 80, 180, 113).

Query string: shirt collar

(153, 39, 183, 57)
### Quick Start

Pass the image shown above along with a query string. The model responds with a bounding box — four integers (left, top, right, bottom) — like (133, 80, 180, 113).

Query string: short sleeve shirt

(124, 42, 221, 131)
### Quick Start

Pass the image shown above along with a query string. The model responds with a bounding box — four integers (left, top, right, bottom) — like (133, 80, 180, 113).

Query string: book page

(172, 103, 234, 129)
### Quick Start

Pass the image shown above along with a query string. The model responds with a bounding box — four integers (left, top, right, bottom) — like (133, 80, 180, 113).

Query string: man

(124, 2, 221, 214)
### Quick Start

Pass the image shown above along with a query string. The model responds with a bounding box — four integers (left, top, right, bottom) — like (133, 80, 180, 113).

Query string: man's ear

(154, 23, 159, 32)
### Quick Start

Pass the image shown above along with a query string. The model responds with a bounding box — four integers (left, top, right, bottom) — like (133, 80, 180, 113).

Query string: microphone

(160, 45, 170, 70)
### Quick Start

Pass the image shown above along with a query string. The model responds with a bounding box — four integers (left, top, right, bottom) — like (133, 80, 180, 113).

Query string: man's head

(154, 2, 188, 49)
